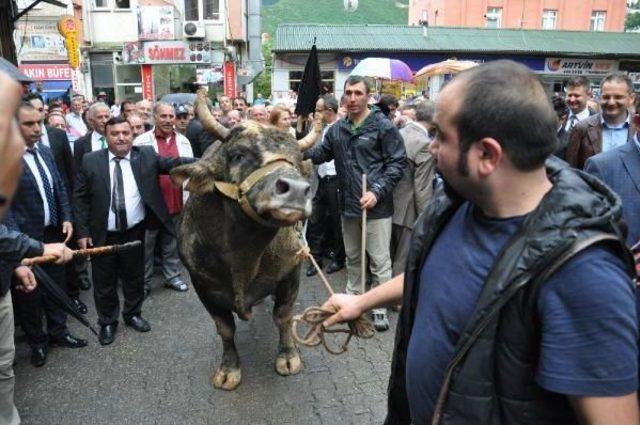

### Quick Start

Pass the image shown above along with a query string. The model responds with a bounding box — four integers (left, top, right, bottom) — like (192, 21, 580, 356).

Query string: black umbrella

(32, 265, 98, 337)
(0, 57, 32, 83)
(294, 41, 321, 118)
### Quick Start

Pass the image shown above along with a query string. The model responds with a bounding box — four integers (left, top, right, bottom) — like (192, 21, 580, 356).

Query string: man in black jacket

(321, 61, 639, 424)
(304, 75, 406, 331)
(74, 116, 195, 345)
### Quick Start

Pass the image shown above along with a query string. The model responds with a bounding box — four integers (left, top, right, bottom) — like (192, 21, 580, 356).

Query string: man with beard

(321, 61, 639, 425)
(134, 103, 193, 296)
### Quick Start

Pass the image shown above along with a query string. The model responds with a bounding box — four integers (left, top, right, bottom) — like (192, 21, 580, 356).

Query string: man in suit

(133, 103, 193, 295)
(74, 116, 196, 345)
(564, 77, 596, 133)
(391, 101, 437, 277)
(585, 96, 640, 247)
(5, 102, 87, 367)
(566, 73, 637, 169)
(73, 102, 111, 172)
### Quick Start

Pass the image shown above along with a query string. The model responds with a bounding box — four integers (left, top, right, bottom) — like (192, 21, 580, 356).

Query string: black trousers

(12, 226, 68, 349)
(65, 238, 91, 298)
(306, 176, 345, 262)
(92, 223, 145, 326)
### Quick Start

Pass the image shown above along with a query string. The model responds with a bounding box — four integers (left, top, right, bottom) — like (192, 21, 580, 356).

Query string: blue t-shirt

(406, 203, 638, 424)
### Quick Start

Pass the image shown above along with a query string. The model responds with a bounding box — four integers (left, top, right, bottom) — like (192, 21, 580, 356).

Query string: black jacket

(386, 158, 635, 425)
(304, 109, 406, 219)
(45, 126, 75, 194)
(0, 224, 44, 296)
(72, 131, 94, 173)
(73, 146, 196, 246)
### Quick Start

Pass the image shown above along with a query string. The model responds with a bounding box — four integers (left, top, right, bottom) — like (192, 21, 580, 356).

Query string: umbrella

(294, 43, 321, 118)
(350, 58, 413, 82)
(415, 59, 479, 79)
(0, 57, 32, 83)
(32, 265, 98, 337)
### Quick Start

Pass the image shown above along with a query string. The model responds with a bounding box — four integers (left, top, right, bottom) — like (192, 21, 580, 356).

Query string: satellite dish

(344, 0, 358, 12)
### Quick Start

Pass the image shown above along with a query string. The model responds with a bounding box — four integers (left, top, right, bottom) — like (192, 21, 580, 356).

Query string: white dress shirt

(564, 107, 591, 132)
(107, 151, 145, 231)
(318, 120, 338, 177)
(65, 112, 88, 140)
(91, 131, 107, 152)
(40, 124, 50, 147)
(23, 146, 54, 226)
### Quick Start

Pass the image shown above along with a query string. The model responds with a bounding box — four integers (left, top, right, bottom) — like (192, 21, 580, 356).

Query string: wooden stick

(361, 174, 367, 295)
(307, 249, 334, 296)
(21, 241, 143, 266)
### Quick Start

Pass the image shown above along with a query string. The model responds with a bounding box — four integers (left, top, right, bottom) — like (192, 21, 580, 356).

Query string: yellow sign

(57, 15, 80, 69)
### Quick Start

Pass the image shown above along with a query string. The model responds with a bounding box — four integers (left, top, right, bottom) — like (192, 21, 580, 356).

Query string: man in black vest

(321, 61, 639, 424)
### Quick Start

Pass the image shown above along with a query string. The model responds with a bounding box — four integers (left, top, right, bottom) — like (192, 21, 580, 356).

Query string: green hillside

(261, 0, 409, 36)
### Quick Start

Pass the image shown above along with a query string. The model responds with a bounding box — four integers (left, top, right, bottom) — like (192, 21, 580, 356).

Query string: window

(541, 10, 557, 29)
(289, 71, 335, 93)
(204, 0, 220, 20)
(590, 11, 606, 31)
(93, 0, 108, 9)
(485, 7, 502, 28)
(114, 0, 130, 9)
(185, 0, 199, 20)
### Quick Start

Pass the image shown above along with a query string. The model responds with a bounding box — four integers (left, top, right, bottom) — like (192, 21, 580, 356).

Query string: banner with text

(544, 58, 619, 76)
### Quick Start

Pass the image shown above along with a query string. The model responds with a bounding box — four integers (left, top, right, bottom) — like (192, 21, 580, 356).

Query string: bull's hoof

(212, 366, 242, 390)
(275, 351, 302, 376)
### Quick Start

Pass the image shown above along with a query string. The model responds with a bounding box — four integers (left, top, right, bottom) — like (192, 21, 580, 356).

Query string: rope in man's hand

(292, 241, 375, 355)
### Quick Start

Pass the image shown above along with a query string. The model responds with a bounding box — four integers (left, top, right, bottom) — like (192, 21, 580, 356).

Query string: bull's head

(171, 122, 312, 227)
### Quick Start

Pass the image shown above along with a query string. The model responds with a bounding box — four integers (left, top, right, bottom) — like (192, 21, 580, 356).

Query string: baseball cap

(97, 91, 107, 98)
(175, 104, 189, 116)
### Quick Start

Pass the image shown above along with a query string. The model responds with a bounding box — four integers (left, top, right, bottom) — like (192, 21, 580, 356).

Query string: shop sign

(544, 58, 618, 76)
(141, 64, 154, 100)
(143, 41, 189, 64)
(224, 61, 236, 97)
(137, 6, 175, 41)
(19, 63, 72, 80)
(57, 15, 81, 69)
(337, 54, 545, 72)
(13, 20, 67, 62)
(123, 42, 144, 64)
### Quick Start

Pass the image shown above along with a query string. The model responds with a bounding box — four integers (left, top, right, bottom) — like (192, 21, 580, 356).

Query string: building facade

(273, 24, 640, 100)
(408, 0, 626, 32)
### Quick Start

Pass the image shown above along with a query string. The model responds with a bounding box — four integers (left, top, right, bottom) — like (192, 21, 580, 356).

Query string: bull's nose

(274, 177, 310, 199)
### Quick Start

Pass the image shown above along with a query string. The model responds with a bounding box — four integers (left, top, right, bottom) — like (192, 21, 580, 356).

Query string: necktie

(100, 136, 107, 149)
(568, 115, 577, 130)
(111, 158, 128, 232)
(27, 147, 58, 226)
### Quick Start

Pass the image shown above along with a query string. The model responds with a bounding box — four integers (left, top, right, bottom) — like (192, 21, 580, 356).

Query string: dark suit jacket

(3, 145, 72, 240)
(566, 113, 637, 169)
(44, 126, 75, 194)
(0, 224, 44, 296)
(584, 141, 640, 246)
(73, 131, 94, 173)
(73, 145, 196, 246)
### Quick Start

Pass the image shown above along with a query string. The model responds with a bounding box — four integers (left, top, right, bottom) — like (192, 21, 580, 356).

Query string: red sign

(141, 64, 154, 100)
(19, 63, 72, 81)
(224, 61, 236, 98)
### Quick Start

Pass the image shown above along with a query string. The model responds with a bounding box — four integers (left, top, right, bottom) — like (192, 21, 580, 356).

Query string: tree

(253, 38, 272, 101)
(625, 12, 640, 31)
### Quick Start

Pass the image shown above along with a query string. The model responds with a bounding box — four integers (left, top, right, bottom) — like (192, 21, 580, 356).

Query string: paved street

(13, 266, 397, 425)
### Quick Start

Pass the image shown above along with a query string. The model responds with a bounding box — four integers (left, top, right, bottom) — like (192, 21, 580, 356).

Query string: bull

(171, 99, 313, 391)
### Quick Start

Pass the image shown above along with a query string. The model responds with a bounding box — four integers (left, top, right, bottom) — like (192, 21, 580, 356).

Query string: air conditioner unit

(183, 21, 205, 39)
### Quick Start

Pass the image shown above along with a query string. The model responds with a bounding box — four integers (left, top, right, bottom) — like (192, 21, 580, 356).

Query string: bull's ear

(170, 163, 217, 194)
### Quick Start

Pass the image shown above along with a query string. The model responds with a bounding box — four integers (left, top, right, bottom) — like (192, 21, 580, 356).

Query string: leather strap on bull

(213, 155, 296, 227)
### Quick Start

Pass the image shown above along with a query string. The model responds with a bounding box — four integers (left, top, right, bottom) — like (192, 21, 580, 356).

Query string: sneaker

(371, 309, 389, 332)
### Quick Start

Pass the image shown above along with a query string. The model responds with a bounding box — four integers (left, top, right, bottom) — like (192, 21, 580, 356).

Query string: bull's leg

(272, 270, 302, 376)
(208, 308, 242, 390)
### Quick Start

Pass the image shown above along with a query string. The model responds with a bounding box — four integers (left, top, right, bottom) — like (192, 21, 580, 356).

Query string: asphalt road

(13, 266, 397, 425)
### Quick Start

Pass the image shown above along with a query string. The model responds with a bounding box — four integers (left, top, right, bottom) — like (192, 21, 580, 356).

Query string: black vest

(385, 159, 636, 425)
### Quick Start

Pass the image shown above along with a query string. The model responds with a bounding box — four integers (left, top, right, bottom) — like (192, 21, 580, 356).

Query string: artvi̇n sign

(143, 41, 189, 64)
(544, 58, 619, 76)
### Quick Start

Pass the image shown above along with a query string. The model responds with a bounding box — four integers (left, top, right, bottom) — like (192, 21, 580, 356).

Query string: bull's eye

(229, 153, 244, 164)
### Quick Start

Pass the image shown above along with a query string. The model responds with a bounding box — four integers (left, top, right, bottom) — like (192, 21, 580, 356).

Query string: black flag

(294, 43, 321, 118)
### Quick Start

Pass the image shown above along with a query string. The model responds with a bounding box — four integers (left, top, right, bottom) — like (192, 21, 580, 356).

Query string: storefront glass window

(90, 53, 114, 87)
(185, 0, 199, 20)
(204, 0, 220, 20)
(153, 64, 198, 99)
(93, 0, 108, 9)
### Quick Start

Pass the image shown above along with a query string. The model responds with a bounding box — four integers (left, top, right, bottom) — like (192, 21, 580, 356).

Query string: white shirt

(40, 124, 50, 147)
(65, 112, 87, 141)
(318, 120, 338, 178)
(107, 151, 145, 231)
(23, 146, 54, 226)
(91, 131, 107, 152)
(564, 107, 591, 132)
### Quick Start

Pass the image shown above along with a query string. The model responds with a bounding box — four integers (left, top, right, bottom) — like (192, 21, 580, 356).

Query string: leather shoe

(78, 278, 91, 291)
(165, 280, 188, 292)
(325, 260, 345, 274)
(124, 315, 151, 333)
(72, 297, 88, 314)
(50, 334, 87, 348)
(30, 347, 47, 367)
(99, 323, 117, 346)
(306, 261, 322, 277)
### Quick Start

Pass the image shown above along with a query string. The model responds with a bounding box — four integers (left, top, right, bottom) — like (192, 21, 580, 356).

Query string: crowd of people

(0, 60, 639, 424)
